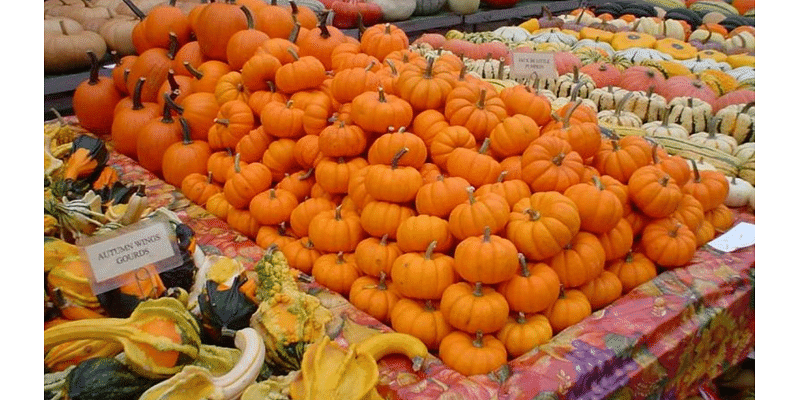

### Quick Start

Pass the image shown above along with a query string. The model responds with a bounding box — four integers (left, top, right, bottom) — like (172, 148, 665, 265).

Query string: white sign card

(707, 222, 755, 253)
(77, 214, 182, 294)
(510, 51, 558, 80)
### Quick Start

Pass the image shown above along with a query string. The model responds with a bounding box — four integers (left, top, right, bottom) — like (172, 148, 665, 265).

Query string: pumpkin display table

(103, 141, 754, 400)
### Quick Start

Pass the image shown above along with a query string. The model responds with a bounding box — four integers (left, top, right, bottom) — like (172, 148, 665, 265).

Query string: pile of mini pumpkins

(71, 0, 743, 376)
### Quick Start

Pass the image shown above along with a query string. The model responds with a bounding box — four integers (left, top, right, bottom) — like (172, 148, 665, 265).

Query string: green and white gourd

(712, 102, 754, 144)
(665, 96, 713, 134)
(621, 87, 667, 123)
(588, 86, 631, 112)
(687, 116, 739, 155)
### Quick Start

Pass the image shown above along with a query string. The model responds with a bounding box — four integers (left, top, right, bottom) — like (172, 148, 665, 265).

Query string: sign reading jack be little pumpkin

(510, 51, 558, 80)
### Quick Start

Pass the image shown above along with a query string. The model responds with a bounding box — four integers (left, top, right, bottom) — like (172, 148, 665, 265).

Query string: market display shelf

(42, 0, 583, 119)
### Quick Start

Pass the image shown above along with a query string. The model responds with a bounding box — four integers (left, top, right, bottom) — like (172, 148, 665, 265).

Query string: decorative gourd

(44, 297, 202, 379)
(597, 91, 643, 128)
(621, 87, 667, 123)
(664, 96, 713, 134)
(688, 117, 738, 155)
(724, 176, 753, 207)
(61, 357, 162, 400)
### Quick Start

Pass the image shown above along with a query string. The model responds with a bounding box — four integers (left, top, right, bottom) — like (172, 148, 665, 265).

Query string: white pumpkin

(726, 66, 755, 82)
(681, 56, 731, 73)
(613, 47, 673, 63)
(528, 28, 578, 46)
(642, 119, 690, 139)
(446, 0, 479, 15)
(493, 26, 531, 43)
(368, 0, 416, 21)
(724, 176, 754, 208)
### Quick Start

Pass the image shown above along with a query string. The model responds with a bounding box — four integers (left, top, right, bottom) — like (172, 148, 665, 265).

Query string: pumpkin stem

(304, 237, 315, 249)
(167, 32, 179, 60)
(166, 69, 180, 101)
(466, 186, 476, 204)
(334, 204, 343, 220)
(178, 118, 193, 144)
(391, 147, 409, 169)
(482, 226, 492, 243)
(472, 282, 484, 297)
(365, 60, 378, 73)
(651, 143, 661, 164)
(377, 86, 387, 103)
(518, 253, 531, 277)
(385, 59, 398, 76)
(472, 330, 485, 348)
(615, 91, 634, 118)
(160, 94, 174, 123)
(240, 5, 255, 30)
(288, 21, 301, 43)
(131, 77, 146, 110)
(552, 153, 566, 166)
(319, 11, 331, 39)
(591, 175, 605, 191)
(121, 0, 146, 19)
(299, 168, 314, 180)
(86, 50, 100, 85)
(215, 118, 230, 127)
(424, 57, 435, 79)
(689, 158, 701, 182)
(183, 61, 203, 80)
(524, 208, 542, 221)
(379, 233, 389, 246)
(424, 240, 437, 260)
(265, 242, 279, 256)
(459, 63, 467, 81)
(424, 299, 436, 311)
(478, 138, 491, 155)
(164, 92, 184, 115)
(233, 153, 242, 174)
(377, 271, 388, 290)
(669, 221, 682, 238)
(50, 107, 67, 126)
(123, 68, 130, 87)
(476, 89, 487, 109)
(496, 171, 508, 183)
(268, 188, 278, 199)
(515, 311, 527, 325)
(287, 47, 300, 62)
(562, 98, 582, 129)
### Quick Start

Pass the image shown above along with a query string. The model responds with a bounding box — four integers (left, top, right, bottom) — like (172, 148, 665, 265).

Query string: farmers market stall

(44, 0, 756, 398)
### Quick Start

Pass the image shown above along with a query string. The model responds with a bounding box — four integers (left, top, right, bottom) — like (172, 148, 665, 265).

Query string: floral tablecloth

(108, 150, 755, 400)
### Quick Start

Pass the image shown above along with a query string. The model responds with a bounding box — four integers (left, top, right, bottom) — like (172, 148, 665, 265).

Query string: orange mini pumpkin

(391, 241, 458, 300)
(440, 282, 509, 334)
(497, 312, 553, 359)
(640, 218, 697, 268)
(544, 287, 592, 333)
(439, 330, 507, 376)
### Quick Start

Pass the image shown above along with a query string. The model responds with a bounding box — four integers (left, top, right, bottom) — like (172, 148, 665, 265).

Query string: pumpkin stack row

(71, 5, 736, 376)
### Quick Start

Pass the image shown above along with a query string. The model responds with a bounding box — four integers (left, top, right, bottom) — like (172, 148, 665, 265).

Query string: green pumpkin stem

(424, 241, 437, 260)
(335, 251, 345, 264)
(615, 91, 633, 118)
(300, 168, 314, 180)
(515, 311, 527, 324)
(289, 21, 300, 43)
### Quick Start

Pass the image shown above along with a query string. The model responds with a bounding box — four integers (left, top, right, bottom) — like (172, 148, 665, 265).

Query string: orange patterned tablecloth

(108, 149, 755, 400)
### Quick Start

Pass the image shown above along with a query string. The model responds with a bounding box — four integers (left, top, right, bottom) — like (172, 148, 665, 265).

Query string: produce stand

(44, 0, 757, 397)
(101, 138, 754, 400)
